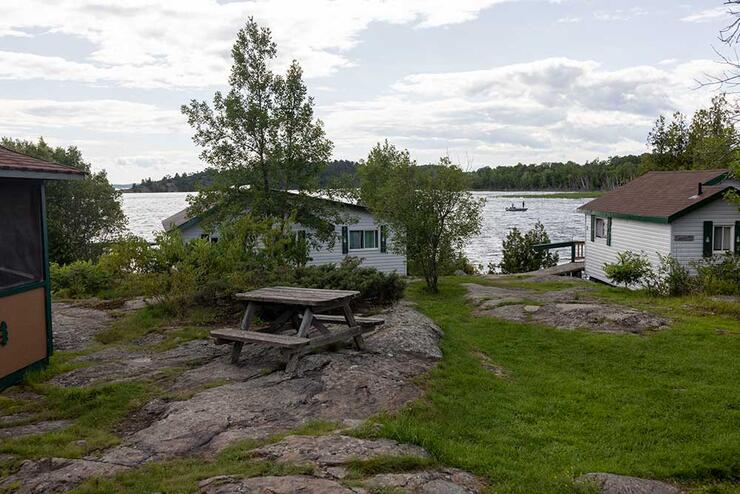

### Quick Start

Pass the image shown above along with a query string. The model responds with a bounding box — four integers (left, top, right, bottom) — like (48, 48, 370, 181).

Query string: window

(349, 229, 378, 250)
(713, 225, 732, 252)
(594, 218, 606, 238)
(0, 181, 44, 290)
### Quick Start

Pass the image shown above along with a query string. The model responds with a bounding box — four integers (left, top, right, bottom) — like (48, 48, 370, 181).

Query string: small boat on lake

(505, 201, 528, 212)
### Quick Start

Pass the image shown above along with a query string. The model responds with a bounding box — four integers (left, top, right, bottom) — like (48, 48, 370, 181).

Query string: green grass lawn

(366, 277, 740, 493)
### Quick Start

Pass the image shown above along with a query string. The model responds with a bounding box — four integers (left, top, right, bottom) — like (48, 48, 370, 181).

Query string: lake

(120, 191, 589, 269)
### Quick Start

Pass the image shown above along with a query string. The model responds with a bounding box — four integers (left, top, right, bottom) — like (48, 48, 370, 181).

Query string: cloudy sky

(0, 0, 733, 183)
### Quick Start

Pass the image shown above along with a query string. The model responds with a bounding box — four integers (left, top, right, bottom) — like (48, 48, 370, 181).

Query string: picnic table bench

(211, 286, 384, 373)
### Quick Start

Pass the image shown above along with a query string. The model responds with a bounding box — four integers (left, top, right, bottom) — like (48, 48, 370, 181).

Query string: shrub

(691, 254, 740, 295)
(643, 253, 694, 296)
(51, 260, 111, 298)
(294, 258, 406, 305)
(603, 251, 652, 288)
(498, 221, 559, 274)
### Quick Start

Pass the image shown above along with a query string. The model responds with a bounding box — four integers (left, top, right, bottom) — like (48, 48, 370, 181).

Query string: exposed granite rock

(0, 419, 71, 439)
(576, 473, 682, 494)
(366, 469, 482, 493)
(464, 283, 669, 333)
(4, 303, 448, 493)
(199, 475, 355, 494)
(249, 434, 429, 470)
(51, 302, 113, 351)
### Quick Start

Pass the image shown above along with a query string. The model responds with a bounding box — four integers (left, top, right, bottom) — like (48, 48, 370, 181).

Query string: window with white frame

(594, 218, 606, 238)
(349, 229, 378, 250)
(713, 225, 732, 252)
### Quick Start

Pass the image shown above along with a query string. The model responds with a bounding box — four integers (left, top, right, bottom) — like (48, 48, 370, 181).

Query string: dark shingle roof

(0, 145, 86, 179)
(578, 169, 736, 221)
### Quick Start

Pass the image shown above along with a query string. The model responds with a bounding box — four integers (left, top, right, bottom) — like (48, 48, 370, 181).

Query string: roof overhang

(579, 185, 738, 223)
(0, 169, 85, 181)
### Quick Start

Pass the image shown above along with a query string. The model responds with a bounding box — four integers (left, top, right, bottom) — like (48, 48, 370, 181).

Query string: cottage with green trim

(162, 197, 407, 275)
(0, 145, 84, 388)
(578, 169, 739, 285)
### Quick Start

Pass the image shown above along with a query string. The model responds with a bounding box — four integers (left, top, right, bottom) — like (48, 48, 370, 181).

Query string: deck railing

(533, 240, 585, 263)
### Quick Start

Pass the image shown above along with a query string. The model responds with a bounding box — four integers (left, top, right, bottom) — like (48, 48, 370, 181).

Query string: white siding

(670, 197, 739, 269)
(584, 216, 672, 284)
(301, 209, 407, 275)
(179, 207, 407, 275)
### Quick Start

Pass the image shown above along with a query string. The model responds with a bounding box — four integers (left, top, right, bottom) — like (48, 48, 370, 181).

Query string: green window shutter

(380, 225, 388, 253)
(703, 221, 713, 257)
(606, 217, 612, 246)
(735, 221, 740, 256)
(590, 215, 595, 242)
(341, 226, 349, 254)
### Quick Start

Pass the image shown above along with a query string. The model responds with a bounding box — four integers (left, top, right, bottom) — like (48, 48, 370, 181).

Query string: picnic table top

(235, 286, 360, 306)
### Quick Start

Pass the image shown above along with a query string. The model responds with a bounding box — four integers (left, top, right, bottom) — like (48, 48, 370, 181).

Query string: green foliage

(643, 254, 694, 297)
(470, 155, 643, 191)
(50, 261, 111, 298)
(603, 251, 652, 288)
(51, 217, 404, 313)
(642, 94, 740, 172)
(356, 141, 484, 292)
(294, 258, 406, 305)
(497, 221, 559, 274)
(0, 137, 126, 264)
(691, 254, 740, 296)
(181, 18, 337, 244)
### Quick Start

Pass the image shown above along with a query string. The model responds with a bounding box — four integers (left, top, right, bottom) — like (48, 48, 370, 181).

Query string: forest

(126, 156, 645, 193)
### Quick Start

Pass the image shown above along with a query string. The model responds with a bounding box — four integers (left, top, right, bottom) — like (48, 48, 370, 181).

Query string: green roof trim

(666, 186, 738, 222)
(703, 172, 731, 186)
(580, 210, 669, 224)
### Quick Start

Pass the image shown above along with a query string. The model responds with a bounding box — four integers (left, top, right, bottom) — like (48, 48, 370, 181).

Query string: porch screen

(0, 181, 43, 290)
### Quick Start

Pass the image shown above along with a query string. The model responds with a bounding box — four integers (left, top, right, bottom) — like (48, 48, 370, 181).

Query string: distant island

(123, 154, 645, 193)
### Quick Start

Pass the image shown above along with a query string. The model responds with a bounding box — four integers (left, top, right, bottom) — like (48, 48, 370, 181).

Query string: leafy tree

(497, 221, 558, 274)
(356, 141, 484, 292)
(1, 137, 126, 264)
(642, 95, 740, 172)
(181, 18, 335, 242)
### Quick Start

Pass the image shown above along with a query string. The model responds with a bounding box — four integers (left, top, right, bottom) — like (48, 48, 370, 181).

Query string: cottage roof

(578, 169, 737, 222)
(0, 145, 86, 180)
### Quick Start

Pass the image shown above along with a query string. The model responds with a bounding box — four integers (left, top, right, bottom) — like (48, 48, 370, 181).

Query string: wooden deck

(526, 261, 585, 276)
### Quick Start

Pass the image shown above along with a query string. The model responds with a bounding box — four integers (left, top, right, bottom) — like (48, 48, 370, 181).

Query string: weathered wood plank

(235, 286, 359, 306)
(299, 324, 376, 353)
(313, 315, 384, 326)
(211, 328, 309, 348)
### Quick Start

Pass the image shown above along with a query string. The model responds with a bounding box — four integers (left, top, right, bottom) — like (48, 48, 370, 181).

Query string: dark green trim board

(735, 221, 740, 256)
(703, 172, 730, 185)
(380, 225, 388, 253)
(0, 358, 48, 390)
(606, 218, 612, 246)
(590, 215, 595, 242)
(0, 280, 45, 299)
(41, 182, 53, 359)
(584, 210, 669, 224)
(341, 226, 349, 254)
(666, 186, 738, 222)
(703, 221, 713, 257)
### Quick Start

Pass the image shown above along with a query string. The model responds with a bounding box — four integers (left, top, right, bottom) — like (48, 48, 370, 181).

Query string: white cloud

(320, 58, 718, 165)
(0, 0, 515, 88)
(681, 6, 728, 23)
(594, 7, 648, 22)
(0, 99, 186, 135)
(556, 16, 582, 23)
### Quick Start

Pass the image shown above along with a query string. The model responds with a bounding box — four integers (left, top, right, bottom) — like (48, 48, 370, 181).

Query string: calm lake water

(120, 191, 588, 268)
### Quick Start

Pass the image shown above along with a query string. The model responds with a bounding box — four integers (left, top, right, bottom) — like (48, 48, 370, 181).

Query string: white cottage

(161, 198, 407, 275)
(578, 169, 739, 284)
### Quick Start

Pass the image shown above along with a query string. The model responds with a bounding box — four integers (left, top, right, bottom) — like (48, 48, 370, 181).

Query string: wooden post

(297, 307, 314, 338)
(343, 303, 365, 350)
(232, 302, 255, 364)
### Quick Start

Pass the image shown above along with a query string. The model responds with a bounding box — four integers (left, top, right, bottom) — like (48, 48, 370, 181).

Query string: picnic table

(211, 287, 384, 373)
